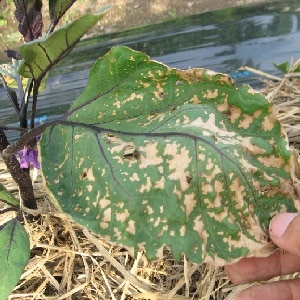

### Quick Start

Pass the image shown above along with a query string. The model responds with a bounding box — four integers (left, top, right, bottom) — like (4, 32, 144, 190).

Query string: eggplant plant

(0, 1, 299, 299)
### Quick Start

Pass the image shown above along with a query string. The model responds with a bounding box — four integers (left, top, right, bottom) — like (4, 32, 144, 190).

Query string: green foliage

(0, 19, 7, 26)
(0, 183, 19, 207)
(18, 5, 111, 81)
(0, 217, 30, 300)
(0, 2, 111, 297)
(0, 170, 27, 300)
(49, 0, 76, 25)
(274, 61, 290, 73)
(274, 61, 300, 73)
(40, 46, 299, 266)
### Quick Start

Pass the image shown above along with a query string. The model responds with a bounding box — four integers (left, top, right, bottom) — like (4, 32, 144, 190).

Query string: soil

(81, 0, 275, 34)
(0, 0, 275, 62)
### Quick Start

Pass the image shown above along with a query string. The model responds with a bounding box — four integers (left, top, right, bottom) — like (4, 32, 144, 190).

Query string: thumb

(269, 212, 300, 256)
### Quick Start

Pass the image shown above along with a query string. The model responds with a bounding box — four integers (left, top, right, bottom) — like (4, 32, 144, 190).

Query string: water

(1, 0, 300, 141)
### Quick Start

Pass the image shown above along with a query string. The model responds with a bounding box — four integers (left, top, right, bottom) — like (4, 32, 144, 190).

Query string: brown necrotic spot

(186, 175, 193, 184)
(211, 135, 218, 142)
(79, 168, 95, 181)
(123, 145, 140, 160)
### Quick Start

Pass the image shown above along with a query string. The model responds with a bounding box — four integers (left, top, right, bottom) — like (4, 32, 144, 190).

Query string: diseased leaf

(40, 46, 300, 266)
(18, 5, 111, 81)
(0, 183, 19, 207)
(13, 0, 43, 42)
(0, 218, 30, 300)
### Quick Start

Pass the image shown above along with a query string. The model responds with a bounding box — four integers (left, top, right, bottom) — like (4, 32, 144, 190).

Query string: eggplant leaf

(49, 0, 77, 29)
(0, 218, 30, 300)
(0, 183, 19, 207)
(13, 0, 43, 42)
(18, 5, 111, 81)
(40, 46, 299, 265)
(274, 61, 300, 74)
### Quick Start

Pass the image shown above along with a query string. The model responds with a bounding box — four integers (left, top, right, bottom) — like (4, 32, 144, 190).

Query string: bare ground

(79, 0, 276, 34)
(0, 0, 275, 61)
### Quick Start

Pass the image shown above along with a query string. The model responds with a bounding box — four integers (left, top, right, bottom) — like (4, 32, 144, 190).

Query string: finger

(225, 250, 300, 284)
(235, 278, 300, 300)
(270, 212, 300, 256)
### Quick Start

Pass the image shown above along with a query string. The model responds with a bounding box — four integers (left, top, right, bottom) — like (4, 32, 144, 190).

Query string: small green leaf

(274, 62, 290, 73)
(0, 183, 19, 207)
(40, 46, 299, 265)
(0, 218, 30, 300)
(18, 5, 111, 81)
(49, 0, 76, 25)
(274, 61, 300, 74)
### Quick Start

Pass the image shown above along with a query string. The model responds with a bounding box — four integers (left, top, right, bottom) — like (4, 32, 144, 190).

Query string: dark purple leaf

(13, 0, 43, 42)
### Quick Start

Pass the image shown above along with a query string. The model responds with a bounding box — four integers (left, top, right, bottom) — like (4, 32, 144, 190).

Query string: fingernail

(269, 213, 298, 238)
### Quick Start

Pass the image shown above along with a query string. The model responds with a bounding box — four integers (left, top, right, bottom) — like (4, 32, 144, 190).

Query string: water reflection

(59, 0, 300, 74)
(1, 0, 300, 139)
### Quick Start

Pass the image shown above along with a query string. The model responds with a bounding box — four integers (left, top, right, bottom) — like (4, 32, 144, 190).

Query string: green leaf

(0, 218, 30, 300)
(40, 46, 299, 265)
(49, 0, 76, 26)
(274, 61, 300, 74)
(18, 5, 111, 81)
(0, 183, 19, 207)
(274, 62, 290, 73)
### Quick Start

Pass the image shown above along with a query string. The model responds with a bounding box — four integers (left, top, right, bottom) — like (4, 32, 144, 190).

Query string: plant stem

(30, 81, 41, 129)
(14, 60, 24, 106)
(0, 74, 20, 114)
(0, 128, 37, 209)
(3, 123, 50, 157)
(19, 79, 33, 130)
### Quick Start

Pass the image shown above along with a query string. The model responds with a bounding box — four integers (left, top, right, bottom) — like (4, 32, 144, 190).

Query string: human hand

(225, 212, 300, 300)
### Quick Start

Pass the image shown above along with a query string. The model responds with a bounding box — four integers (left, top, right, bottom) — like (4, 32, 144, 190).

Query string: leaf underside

(40, 46, 299, 265)
(14, 0, 43, 42)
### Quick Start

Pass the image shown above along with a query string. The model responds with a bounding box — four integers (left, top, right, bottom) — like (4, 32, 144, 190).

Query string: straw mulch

(1, 61, 300, 300)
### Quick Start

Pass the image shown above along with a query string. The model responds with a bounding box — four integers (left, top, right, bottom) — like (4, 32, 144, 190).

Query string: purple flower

(19, 147, 40, 169)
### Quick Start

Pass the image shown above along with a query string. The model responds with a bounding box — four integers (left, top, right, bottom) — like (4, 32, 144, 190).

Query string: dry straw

(1, 62, 300, 299)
